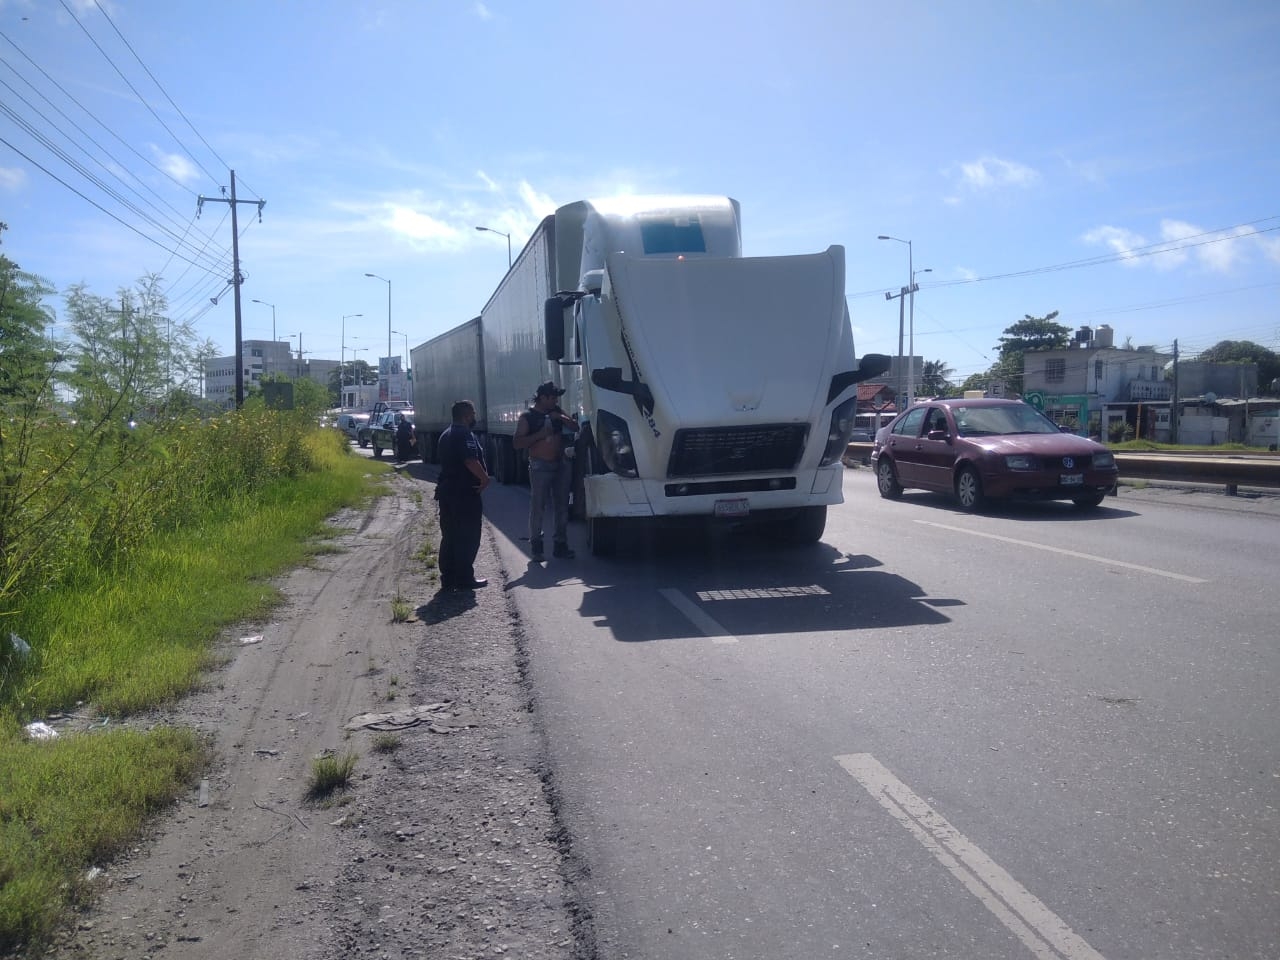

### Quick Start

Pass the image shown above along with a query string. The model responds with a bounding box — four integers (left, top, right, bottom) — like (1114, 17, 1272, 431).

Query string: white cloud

(1082, 225, 1153, 266)
(518, 180, 555, 219)
(149, 146, 200, 184)
(0, 166, 26, 191)
(958, 156, 1039, 191)
(473, 2, 493, 20)
(1083, 219, 1263, 273)
(384, 205, 457, 243)
(476, 170, 499, 193)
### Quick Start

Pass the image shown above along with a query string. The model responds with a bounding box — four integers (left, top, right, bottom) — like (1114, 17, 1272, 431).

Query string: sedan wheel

(1072, 491, 1106, 508)
(955, 465, 986, 511)
(876, 459, 903, 499)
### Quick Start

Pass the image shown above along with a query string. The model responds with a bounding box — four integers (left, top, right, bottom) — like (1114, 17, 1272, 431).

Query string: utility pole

(1170, 339, 1179, 444)
(199, 170, 265, 409)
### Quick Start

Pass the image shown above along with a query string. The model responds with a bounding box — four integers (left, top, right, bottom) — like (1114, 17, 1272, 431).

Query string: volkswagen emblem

(1063, 456, 1075, 469)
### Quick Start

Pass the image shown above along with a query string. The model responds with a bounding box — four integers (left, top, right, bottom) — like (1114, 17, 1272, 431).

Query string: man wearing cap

(513, 381, 579, 561)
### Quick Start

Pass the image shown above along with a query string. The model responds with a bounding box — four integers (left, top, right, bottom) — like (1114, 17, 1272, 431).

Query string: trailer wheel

(588, 516, 619, 556)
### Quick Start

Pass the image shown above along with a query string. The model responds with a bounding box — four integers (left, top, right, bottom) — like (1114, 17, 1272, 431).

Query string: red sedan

(870, 398, 1119, 510)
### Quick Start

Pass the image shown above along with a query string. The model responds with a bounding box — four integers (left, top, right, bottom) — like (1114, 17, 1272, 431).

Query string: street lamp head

(877, 235, 891, 240)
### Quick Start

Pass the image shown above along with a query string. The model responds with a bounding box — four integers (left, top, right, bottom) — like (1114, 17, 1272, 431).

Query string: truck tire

(760, 505, 827, 544)
(786, 505, 827, 543)
(588, 516, 619, 556)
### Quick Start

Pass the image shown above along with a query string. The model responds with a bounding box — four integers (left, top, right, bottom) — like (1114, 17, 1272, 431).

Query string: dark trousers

(437, 494, 482, 587)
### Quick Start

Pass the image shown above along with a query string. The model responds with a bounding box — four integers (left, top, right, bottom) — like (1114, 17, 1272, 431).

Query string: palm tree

(921, 359, 955, 397)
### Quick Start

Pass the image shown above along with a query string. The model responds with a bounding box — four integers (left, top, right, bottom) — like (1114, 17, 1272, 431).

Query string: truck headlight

(820, 396, 859, 466)
(597, 410, 638, 478)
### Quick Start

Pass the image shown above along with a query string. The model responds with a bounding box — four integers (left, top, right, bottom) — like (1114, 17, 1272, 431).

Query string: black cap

(535, 381, 565, 398)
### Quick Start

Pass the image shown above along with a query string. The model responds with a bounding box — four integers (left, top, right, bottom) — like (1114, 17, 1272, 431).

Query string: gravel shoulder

(42, 468, 590, 960)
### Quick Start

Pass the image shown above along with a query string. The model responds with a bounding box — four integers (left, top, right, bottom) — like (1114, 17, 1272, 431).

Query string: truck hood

(602, 247, 848, 427)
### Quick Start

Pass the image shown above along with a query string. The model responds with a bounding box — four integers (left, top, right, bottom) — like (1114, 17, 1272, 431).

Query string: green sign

(1024, 390, 1045, 410)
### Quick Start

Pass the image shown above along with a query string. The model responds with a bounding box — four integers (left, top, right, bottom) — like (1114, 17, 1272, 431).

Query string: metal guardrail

(844, 444, 1280, 492)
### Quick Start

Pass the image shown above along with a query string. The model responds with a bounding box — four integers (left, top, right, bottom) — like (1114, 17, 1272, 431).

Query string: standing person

(513, 381, 579, 561)
(393, 413, 416, 463)
(434, 400, 490, 590)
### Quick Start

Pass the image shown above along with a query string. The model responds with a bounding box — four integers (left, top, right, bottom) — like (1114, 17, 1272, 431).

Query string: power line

(846, 215, 1280, 302)
(56, 0, 222, 187)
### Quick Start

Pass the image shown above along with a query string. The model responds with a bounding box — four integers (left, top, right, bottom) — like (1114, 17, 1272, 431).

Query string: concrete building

(1021, 324, 1266, 444)
(204, 339, 340, 409)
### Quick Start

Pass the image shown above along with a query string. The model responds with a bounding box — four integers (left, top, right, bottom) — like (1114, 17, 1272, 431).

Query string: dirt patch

(39, 471, 590, 960)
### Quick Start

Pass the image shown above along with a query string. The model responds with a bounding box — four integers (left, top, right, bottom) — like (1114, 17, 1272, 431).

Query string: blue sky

(3, 0, 1278, 387)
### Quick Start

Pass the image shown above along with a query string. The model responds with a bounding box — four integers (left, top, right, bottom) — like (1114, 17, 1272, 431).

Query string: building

(1021, 324, 1266, 444)
(204, 339, 340, 409)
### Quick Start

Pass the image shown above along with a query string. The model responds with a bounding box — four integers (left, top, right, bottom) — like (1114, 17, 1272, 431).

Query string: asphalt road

(467, 466, 1279, 960)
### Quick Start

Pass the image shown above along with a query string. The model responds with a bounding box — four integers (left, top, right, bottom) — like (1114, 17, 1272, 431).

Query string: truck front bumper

(584, 465, 844, 519)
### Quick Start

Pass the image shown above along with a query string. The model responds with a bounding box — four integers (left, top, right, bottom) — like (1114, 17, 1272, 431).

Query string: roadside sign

(1025, 390, 1045, 410)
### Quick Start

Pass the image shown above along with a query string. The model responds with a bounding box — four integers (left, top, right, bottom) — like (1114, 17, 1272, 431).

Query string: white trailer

(410, 317, 484, 462)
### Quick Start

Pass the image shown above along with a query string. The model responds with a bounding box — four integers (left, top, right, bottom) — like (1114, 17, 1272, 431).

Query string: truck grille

(667, 424, 809, 478)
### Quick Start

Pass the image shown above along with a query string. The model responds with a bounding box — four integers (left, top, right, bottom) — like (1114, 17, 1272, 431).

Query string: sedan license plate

(714, 498, 750, 518)
(1060, 473, 1084, 486)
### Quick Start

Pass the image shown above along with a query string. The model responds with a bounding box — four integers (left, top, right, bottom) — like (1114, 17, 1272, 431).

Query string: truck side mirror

(544, 298, 567, 361)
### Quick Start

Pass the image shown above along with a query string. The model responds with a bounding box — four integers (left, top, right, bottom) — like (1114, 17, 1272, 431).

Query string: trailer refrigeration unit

(414, 194, 889, 554)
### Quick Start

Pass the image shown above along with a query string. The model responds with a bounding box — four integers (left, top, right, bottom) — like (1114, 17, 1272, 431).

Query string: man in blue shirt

(434, 400, 490, 590)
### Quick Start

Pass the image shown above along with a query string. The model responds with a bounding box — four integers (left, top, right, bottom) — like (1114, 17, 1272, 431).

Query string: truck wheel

(588, 516, 619, 556)
(786, 505, 827, 543)
(358, 434, 369, 448)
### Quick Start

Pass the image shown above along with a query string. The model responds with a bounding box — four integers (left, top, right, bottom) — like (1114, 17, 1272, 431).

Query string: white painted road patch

(659, 588, 739, 643)
(838, 753, 1107, 960)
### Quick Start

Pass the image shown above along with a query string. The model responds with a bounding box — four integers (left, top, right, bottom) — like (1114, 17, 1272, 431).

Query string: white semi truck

(413, 195, 888, 554)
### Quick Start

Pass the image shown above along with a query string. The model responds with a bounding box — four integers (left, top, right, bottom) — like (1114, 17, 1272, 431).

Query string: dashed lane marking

(912, 519, 1209, 583)
(659, 588, 739, 644)
(838, 753, 1107, 960)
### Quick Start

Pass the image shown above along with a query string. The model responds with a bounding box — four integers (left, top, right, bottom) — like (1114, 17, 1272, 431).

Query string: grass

(305, 751, 358, 802)
(0, 429, 390, 954)
(390, 595, 414, 623)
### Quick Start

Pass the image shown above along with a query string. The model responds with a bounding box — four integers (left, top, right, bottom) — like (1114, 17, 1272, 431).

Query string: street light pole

(391, 329, 410, 375)
(342, 313, 363, 404)
(910, 267, 932, 397)
(879, 235, 919, 405)
(250, 302, 276, 348)
(364, 273, 391, 399)
(475, 225, 512, 268)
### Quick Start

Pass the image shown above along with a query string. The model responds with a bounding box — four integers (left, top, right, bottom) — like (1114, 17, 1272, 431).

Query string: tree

(993, 311, 1072, 396)
(1194, 340, 1280, 395)
(920, 359, 955, 397)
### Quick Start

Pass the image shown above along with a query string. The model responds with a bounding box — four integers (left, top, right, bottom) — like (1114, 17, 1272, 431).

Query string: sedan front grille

(667, 424, 808, 478)
(1041, 454, 1095, 470)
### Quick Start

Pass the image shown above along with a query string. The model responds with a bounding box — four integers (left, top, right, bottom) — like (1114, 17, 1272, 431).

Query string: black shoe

(460, 578, 488, 589)
(552, 542, 575, 559)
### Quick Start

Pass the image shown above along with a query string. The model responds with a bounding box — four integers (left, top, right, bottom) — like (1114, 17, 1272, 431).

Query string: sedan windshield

(953, 405, 1060, 437)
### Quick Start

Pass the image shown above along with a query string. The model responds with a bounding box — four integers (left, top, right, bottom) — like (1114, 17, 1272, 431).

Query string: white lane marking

(838, 754, 1106, 960)
(659, 588, 739, 644)
(912, 519, 1208, 584)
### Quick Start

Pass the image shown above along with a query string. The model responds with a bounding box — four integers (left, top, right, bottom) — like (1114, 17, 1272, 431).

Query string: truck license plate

(714, 498, 750, 518)
(1060, 473, 1083, 486)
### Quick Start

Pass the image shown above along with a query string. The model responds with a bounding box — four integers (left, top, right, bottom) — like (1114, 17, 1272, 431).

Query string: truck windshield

(640, 215, 706, 254)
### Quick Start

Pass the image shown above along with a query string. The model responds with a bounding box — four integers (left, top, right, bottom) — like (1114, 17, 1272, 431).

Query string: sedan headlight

(1092, 451, 1116, 469)
(1004, 454, 1037, 470)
